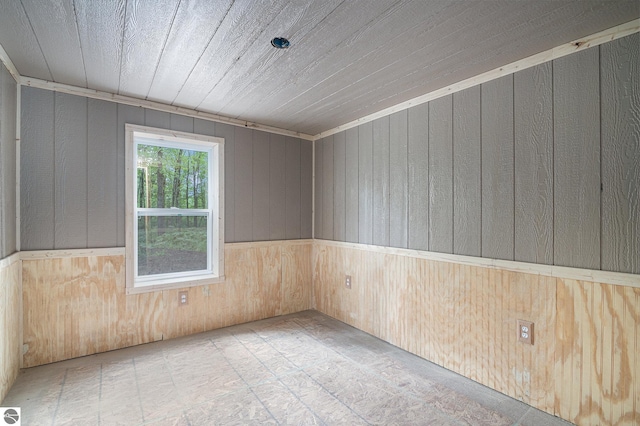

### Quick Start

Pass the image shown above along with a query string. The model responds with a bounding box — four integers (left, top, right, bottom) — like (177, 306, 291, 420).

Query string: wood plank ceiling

(0, 0, 638, 136)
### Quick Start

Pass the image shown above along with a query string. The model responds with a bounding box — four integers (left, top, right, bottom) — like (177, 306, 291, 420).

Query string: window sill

(125, 275, 226, 295)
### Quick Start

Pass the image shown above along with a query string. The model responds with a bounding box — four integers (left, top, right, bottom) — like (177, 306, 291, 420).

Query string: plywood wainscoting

(313, 240, 639, 426)
(0, 253, 21, 403)
(22, 240, 312, 368)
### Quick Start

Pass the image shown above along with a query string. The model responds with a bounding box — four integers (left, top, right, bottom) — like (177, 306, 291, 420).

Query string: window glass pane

(137, 144, 208, 209)
(137, 215, 208, 276)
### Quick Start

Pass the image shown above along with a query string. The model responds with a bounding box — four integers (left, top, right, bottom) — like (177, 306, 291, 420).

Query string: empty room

(0, 1, 639, 425)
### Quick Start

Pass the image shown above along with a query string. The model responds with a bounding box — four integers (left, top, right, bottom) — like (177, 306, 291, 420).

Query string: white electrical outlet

(345, 275, 352, 289)
(517, 320, 533, 345)
(179, 291, 188, 305)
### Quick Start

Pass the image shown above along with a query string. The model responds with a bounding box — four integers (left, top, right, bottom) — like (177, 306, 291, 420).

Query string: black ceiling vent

(271, 37, 290, 49)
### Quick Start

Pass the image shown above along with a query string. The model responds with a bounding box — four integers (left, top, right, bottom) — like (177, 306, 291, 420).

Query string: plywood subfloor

(3, 311, 570, 425)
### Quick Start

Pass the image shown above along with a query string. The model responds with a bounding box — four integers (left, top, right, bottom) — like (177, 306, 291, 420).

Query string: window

(125, 124, 224, 293)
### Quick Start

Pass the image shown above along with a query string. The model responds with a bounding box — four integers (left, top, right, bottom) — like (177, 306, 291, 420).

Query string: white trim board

(18, 77, 315, 141)
(0, 251, 20, 269)
(315, 240, 640, 290)
(0, 42, 20, 83)
(313, 19, 640, 140)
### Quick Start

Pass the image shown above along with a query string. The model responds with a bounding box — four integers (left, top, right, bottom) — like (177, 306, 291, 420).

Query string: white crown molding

(0, 42, 20, 83)
(313, 19, 640, 140)
(18, 77, 315, 141)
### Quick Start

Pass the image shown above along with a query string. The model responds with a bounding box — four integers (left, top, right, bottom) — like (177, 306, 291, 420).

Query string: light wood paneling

(0, 255, 21, 403)
(313, 240, 639, 425)
(601, 33, 640, 274)
(313, 241, 556, 412)
(555, 279, 639, 425)
(21, 241, 312, 368)
(553, 48, 601, 270)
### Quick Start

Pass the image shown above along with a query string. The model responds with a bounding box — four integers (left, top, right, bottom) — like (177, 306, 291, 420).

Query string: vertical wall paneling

(333, 131, 346, 241)
(193, 118, 216, 137)
(234, 127, 253, 242)
(22, 87, 312, 248)
(372, 116, 390, 247)
(22, 241, 313, 367)
(269, 133, 286, 240)
(514, 63, 554, 264)
(553, 48, 601, 269)
(345, 128, 359, 243)
(453, 86, 481, 256)
(54, 93, 87, 249)
(215, 123, 236, 242)
(555, 279, 639, 424)
(169, 113, 194, 133)
(300, 140, 313, 238)
(285, 136, 302, 240)
(313, 241, 638, 425)
(116, 104, 145, 247)
(0, 258, 21, 402)
(253, 131, 270, 241)
(87, 99, 117, 247)
(321, 136, 334, 240)
(481, 75, 515, 260)
(428, 96, 453, 253)
(601, 33, 640, 274)
(144, 109, 170, 129)
(389, 110, 408, 248)
(21, 87, 54, 250)
(314, 137, 323, 239)
(0, 63, 17, 257)
(358, 122, 373, 244)
(407, 103, 429, 251)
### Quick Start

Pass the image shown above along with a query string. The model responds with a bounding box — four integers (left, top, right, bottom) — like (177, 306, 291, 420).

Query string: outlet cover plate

(517, 320, 533, 345)
(345, 275, 351, 289)
(179, 290, 188, 305)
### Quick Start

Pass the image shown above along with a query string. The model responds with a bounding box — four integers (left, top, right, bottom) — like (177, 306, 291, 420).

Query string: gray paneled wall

(0, 62, 17, 259)
(314, 33, 640, 274)
(20, 87, 312, 249)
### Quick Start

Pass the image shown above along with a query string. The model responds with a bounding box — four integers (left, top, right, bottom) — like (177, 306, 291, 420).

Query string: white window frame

(125, 124, 224, 294)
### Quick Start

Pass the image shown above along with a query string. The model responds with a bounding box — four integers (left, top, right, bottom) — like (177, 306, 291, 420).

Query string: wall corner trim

(0, 42, 20, 83)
